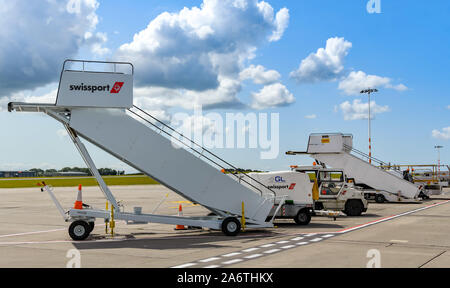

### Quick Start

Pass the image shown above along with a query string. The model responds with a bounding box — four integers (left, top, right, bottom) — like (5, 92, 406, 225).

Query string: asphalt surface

(0, 185, 449, 268)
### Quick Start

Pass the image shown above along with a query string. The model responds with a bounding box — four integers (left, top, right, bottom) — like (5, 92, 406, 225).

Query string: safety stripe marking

(222, 252, 241, 257)
(260, 243, 275, 248)
(199, 257, 220, 263)
(172, 199, 450, 268)
(222, 259, 243, 265)
(281, 245, 296, 249)
(291, 237, 304, 241)
(242, 247, 260, 252)
(264, 249, 281, 254)
(245, 254, 263, 259)
(172, 263, 197, 268)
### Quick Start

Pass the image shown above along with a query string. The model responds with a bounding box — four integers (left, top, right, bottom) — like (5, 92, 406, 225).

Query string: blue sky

(0, 0, 449, 173)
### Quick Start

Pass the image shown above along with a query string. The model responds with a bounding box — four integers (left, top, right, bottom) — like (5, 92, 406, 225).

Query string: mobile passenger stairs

(286, 133, 427, 203)
(8, 60, 285, 240)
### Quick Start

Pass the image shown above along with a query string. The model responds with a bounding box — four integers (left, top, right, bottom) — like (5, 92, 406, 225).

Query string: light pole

(435, 145, 443, 177)
(360, 88, 378, 164)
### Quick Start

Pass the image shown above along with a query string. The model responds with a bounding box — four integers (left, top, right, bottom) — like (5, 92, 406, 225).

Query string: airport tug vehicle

(289, 166, 368, 216)
(8, 60, 286, 240)
(240, 171, 342, 224)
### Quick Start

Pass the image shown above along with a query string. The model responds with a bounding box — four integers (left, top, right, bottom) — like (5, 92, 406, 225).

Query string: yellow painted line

(169, 201, 193, 204)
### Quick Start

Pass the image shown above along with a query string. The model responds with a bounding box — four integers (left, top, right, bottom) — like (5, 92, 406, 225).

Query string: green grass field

(0, 175, 159, 189)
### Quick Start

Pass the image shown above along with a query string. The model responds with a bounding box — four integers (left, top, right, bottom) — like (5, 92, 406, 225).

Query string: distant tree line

(29, 167, 125, 177)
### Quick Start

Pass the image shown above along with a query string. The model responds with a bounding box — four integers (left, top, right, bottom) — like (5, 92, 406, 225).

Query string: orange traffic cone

(175, 204, 187, 230)
(74, 184, 83, 210)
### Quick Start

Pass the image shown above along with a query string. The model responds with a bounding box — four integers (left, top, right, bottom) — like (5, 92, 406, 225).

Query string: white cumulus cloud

(432, 127, 450, 140)
(338, 71, 408, 95)
(290, 37, 352, 83)
(240, 65, 281, 85)
(115, 0, 290, 110)
(0, 0, 105, 97)
(338, 99, 390, 120)
(251, 83, 295, 110)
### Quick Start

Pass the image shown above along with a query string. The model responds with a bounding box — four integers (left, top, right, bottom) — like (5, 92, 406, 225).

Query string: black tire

(294, 210, 311, 225)
(88, 222, 95, 233)
(375, 194, 385, 203)
(69, 221, 91, 241)
(344, 200, 364, 216)
(221, 217, 241, 236)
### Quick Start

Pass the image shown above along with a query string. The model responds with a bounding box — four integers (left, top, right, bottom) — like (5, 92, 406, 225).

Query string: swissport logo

(69, 82, 125, 94)
(267, 183, 296, 190)
(110, 82, 124, 94)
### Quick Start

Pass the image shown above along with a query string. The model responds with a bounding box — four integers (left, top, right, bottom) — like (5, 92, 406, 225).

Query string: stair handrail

(128, 106, 277, 198)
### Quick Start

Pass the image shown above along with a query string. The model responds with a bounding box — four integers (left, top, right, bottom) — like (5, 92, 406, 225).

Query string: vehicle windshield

(319, 171, 344, 196)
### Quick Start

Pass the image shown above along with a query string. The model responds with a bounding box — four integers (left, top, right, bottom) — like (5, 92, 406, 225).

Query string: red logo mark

(110, 82, 124, 94)
(288, 183, 296, 190)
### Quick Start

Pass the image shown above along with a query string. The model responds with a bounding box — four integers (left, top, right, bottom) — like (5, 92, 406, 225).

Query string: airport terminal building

(0, 171, 37, 178)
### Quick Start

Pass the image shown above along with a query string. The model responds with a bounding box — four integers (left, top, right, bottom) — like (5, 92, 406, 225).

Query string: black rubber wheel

(69, 221, 91, 241)
(88, 222, 95, 233)
(375, 194, 386, 203)
(294, 210, 311, 225)
(221, 217, 241, 236)
(344, 200, 364, 216)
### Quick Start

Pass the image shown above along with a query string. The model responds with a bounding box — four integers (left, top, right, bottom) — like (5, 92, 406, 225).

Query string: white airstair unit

(8, 60, 282, 239)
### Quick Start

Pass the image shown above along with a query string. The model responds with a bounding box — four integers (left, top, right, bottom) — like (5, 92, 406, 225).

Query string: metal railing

(343, 144, 404, 178)
(127, 105, 276, 198)
(61, 59, 134, 75)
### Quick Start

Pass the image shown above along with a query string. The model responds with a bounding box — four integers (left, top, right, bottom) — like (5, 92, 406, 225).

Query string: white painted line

(296, 242, 309, 245)
(310, 238, 323, 242)
(276, 240, 290, 244)
(222, 259, 243, 265)
(245, 254, 263, 259)
(242, 247, 260, 252)
(0, 228, 65, 239)
(306, 233, 317, 237)
(222, 252, 241, 257)
(322, 234, 334, 238)
(390, 239, 409, 243)
(199, 257, 220, 263)
(172, 263, 197, 268)
(291, 237, 304, 241)
(338, 200, 450, 234)
(260, 243, 275, 248)
(204, 265, 220, 268)
(281, 245, 296, 249)
(0, 238, 127, 246)
(264, 249, 281, 254)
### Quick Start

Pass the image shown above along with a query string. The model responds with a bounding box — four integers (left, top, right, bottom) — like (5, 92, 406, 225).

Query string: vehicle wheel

(88, 222, 95, 233)
(294, 210, 311, 225)
(221, 217, 241, 236)
(69, 221, 91, 241)
(375, 194, 385, 203)
(344, 200, 364, 216)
